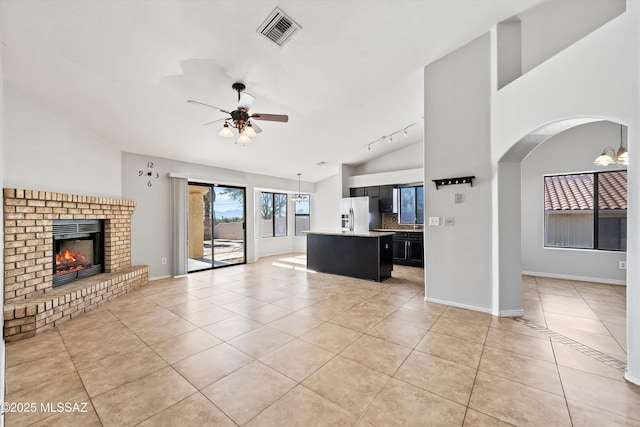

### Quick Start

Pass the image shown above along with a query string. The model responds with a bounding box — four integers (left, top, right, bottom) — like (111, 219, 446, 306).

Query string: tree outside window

(261, 192, 287, 237)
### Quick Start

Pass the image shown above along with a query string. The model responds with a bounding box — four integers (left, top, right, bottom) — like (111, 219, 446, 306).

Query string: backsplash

(381, 213, 424, 230)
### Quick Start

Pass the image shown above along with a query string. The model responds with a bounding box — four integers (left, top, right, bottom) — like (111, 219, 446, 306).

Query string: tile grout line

(513, 317, 627, 371)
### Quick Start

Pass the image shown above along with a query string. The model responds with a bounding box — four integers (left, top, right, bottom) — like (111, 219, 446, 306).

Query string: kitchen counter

(307, 230, 395, 238)
(306, 231, 393, 282)
(373, 228, 424, 233)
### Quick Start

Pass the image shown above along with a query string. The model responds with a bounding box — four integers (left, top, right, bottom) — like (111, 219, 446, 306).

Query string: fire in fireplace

(52, 219, 104, 287)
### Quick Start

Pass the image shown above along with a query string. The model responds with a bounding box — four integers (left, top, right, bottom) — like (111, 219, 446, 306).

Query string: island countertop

(306, 230, 395, 238)
(373, 228, 424, 233)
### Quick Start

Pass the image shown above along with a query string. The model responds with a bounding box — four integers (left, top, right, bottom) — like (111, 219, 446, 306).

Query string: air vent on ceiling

(257, 7, 301, 47)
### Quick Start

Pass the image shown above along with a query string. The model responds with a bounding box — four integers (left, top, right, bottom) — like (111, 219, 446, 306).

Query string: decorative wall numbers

(139, 161, 160, 187)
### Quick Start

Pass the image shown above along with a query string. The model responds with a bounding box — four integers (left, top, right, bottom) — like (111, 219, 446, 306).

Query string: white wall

(352, 142, 423, 175)
(4, 86, 122, 198)
(520, 0, 626, 74)
(311, 173, 341, 232)
(492, 0, 638, 313)
(628, 0, 640, 384)
(424, 33, 493, 313)
(0, 31, 5, 427)
(121, 152, 314, 279)
(490, 1, 640, 382)
(522, 121, 627, 284)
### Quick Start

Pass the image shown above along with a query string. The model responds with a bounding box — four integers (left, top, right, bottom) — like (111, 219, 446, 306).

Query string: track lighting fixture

(362, 120, 420, 152)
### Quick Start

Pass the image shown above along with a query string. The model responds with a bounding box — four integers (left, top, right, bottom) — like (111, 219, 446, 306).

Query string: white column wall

(311, 174, 341, 232)
(626, 0, 640, 386)
(0, 25, 5, 427)
(424, 33, 493, 312)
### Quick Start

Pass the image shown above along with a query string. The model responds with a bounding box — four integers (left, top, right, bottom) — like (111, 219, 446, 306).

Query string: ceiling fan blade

(237, 92, 256, 111)
(250, 113, 289, 123)
(203, 118, 227, 126)
(187, 100, 231, 114)
(250, 121, 263, 134)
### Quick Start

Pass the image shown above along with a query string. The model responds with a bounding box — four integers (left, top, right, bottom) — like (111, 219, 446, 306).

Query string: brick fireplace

(3, 188, 149, 341)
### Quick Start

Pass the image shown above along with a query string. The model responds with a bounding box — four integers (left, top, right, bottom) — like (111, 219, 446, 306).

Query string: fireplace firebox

(52, 219, 104, 287)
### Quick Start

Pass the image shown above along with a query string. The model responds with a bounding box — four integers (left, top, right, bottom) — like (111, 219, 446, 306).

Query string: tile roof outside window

(544, 171, 627, 211)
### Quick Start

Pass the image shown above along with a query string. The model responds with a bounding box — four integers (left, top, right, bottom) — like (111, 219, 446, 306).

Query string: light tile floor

(5, 254, 639, 426)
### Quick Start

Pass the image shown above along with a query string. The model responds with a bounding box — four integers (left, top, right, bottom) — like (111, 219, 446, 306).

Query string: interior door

(187, 183, 246, 272)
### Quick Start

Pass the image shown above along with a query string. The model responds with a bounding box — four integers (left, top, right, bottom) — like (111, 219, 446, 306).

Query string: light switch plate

(454, 194, 462, 204)
(444, 217, 454, 226)
(429, 217, 440, 226)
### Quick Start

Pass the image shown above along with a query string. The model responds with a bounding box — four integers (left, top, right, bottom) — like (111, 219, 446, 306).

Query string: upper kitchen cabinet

(350, 186, 380, 198)
(364, 186, 380, 198)
(350, 187, 365, 197)
(379, 185, 395, 213)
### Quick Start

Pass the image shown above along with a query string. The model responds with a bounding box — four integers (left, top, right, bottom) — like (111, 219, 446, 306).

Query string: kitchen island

(306, 231, 394, 282)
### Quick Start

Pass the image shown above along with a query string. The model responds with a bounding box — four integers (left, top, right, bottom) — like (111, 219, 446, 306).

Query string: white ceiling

(1, 0, 546, 183)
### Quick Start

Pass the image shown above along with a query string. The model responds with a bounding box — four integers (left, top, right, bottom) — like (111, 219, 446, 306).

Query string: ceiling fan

(188, 82, 288, 144)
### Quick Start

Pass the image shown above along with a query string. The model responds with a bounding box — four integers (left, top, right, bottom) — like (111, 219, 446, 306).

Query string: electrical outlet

(428, 217, 440, 226)
(619, 261, 627, 270)
(161, 258, 167, 265)
(444, 217, 454, 226)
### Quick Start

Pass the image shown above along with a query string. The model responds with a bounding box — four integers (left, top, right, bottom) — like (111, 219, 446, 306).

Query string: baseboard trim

(522, 270, 626, 286)
(625, 371, 640, 386)
(424, 297, 492, 314)
(499, 309, 525, 318)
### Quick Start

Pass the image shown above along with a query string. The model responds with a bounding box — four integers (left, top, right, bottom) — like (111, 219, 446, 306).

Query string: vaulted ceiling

(1, 0, 546, 182)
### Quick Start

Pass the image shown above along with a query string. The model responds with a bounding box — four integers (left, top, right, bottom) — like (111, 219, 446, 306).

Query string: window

(399, 186, 424, 225)
(261, 192, 287, 237)
(294, 195, 310, 236)
(544, 171, 627, 251)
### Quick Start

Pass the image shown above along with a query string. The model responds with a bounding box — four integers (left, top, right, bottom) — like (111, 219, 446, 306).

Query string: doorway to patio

(187, 183, 246, 272)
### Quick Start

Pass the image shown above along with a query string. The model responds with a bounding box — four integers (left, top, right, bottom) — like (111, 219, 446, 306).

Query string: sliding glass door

(187, 183, 246, 272)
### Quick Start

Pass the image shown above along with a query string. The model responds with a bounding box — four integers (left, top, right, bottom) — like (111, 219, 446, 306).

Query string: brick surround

(3, 188, 149, 341)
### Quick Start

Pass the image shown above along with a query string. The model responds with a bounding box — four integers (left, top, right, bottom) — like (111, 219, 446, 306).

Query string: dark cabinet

(379, 185, 394, 212)
(350, 186, 380, 198)
(365, 186, 380, 198)
(350, 187, 365, 197)
(307, 233, 393, 282)
(392, 232, 424, 267)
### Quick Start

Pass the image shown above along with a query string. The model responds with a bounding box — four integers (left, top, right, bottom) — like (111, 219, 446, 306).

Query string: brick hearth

(3, 188, 149, 341)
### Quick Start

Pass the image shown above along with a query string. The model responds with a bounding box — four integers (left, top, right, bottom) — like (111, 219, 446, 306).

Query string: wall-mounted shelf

(432, 176, 475, 190)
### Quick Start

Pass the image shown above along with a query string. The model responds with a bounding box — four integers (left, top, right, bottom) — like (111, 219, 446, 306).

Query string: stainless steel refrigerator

(340, 197, 381, 232)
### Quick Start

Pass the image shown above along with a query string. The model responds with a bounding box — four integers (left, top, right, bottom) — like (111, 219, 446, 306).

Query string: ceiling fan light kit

(188, 82, 288, 144)
(219, 123, 233, 137)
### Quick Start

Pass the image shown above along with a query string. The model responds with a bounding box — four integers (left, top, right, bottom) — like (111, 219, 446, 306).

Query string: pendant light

(594, 125, 628, 167)
(291, 173, 308, 202)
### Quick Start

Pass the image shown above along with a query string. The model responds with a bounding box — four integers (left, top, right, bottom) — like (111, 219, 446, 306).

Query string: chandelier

(291, 173, 308, 202)
(594, 125, 628, 167)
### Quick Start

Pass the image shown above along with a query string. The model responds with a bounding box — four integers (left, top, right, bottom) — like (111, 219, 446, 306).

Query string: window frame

(293, 194, 311, 236)
(543, 170, 627, 252)
(260, 192, 288, 238)
(398, 185, 424, 225)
